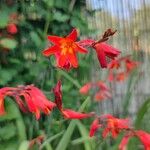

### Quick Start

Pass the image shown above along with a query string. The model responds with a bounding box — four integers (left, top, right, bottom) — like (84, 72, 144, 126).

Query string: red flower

(94, 90, 111, 101)
(116, 72, 127, 82)
(7, 23, 18, 34)
(119, 130, 150, 150)
(119, 134, 132, 150)
(42, 28, 88, 69)
(125, 58, 139, 73)
(136, 130, 150, 150)
(107, 55, 139, 82)
(53, 81, 94, 119)
(93, 42, 120, 68)
(89, 118, 102, 137)
(0, 85, 56, 120)
(0, 87, 14, 115)
(80, 81, 111, 101)
(79, 82, 92, 95)
(108, 59, 120, 69)
(101, 115, 130, 138)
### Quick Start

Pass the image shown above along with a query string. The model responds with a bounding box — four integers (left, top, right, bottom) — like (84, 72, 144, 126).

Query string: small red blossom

(119, 130, 150, 150)
(80, 81, 111, 101)
(79, 82, 92, 95)
(42, 28, 88, 70)
(62, 109, 94, 119)
(108, 55, 139, 82)
(7, 23, 18, 34)
(116, 72, 127, 82)
(119, 134, 132, 150)
(101, 115, 130, 138)
(93, 42, 120, 68)
(94, 90, 111, 101)
(89, 118, 102, 137)
(0, 85, 56, 120)
(125, 58, 139, 73)
(53, 81, 94, 119)
(88, 29, 120, 68)
(136, 130, 150, 150)
(0, 87, 14, 115)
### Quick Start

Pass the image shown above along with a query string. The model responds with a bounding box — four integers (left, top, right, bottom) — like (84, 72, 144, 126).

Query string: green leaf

(40, 131, 64, 149)
(30, 31, 42, 47)
(0, 38, 17, 49)
(0, 123, 16, 140)
(134, 98, 150, 128)
(53, 11, 70, 22)
(76, 120, 94, 150)
(55, 120, 76, 150)
(0, 68, 17, 86)
(18, 141, 29, 150)
(0, 11, 9, 28)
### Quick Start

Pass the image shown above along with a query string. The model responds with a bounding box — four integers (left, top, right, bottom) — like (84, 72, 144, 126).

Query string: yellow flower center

(60, 38, 76, 55)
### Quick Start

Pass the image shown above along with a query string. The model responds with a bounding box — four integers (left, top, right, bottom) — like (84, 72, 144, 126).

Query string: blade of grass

(76, 120, 95, 150)
(58, 70, 81, 89)
(40, 131, 64, 149)
(134, 98, 150, 128)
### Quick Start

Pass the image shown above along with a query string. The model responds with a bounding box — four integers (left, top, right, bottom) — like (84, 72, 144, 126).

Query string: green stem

(58, 70, 81, 89)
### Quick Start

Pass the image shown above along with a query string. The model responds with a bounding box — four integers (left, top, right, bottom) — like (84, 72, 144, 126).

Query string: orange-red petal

(66, 28, 77, 41)
(76, 44, 88, 53)
(89, 119, 101, 137)
(61, 109, 94, 119)
(58, 55, 67, 67)
(47, 35, 63, 45)
(68, 53, 78, 68)
(42, 46, 60, 56)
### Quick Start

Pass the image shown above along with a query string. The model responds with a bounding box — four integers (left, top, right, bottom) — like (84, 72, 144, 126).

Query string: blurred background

(0, 0, 150, 150)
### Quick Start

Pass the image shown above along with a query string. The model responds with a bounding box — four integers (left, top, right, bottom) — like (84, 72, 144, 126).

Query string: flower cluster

(108, 55, 139, 82)
(0, 27, 149, 149)
(0, 85, 56, 119)
(79, 80, 111, 101)
(89, 114, 150, 149)
(42, 28, 121, 70)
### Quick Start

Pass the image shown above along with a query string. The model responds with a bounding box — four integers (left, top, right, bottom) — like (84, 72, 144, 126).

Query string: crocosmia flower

(89, 118, 102, 137)
(42, 28, 88, 69)
(53, 81, 94, 119)
(101, 114, 130, 138)
(119, 130, 150, 150)
(80, 81, 111, 101)
(0, 85, 56, 120)
(136, 130, 150, 150)
(93, 42, 120, 68)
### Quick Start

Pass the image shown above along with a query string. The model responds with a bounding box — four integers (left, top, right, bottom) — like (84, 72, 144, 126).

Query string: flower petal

(47, 35, 63, 45)
(0, 96, 6, 115)
(119, 135, 131, 150)
(42, 46, 60, 56)
(53, 81, 62, 110)
(58, 55, 67, 67)
(66, 28, 77, 41)
(77, 39, 95, 47)
(95, 46, 107, 68)
(76, 44, 88, 53)
(61, 109, 94, 119)
(79, 83, 92, 95)
(89, 119, 101, 137)
(68, 53, 78, 68)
